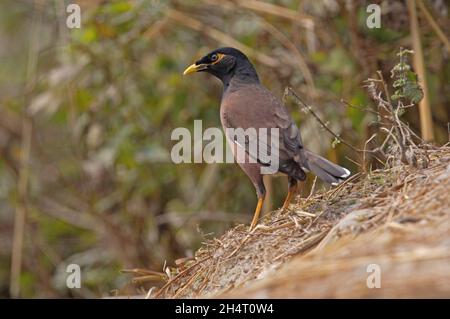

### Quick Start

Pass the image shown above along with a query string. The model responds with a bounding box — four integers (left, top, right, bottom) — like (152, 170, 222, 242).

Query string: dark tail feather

(303, 150, 351, 185)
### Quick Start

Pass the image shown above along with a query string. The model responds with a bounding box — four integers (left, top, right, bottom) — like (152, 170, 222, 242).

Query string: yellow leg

(250, 197, 265, 230)
(282, 182, 299, 210)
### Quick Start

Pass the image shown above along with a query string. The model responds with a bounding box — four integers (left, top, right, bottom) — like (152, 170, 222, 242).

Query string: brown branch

(417, 0, 450, 53)
(10, 119, 32, 299)
(407, 0, 434, 141)
(227, 0, 314, 27)
(166, 8, 279, 68)
(10, 0, 41, 298)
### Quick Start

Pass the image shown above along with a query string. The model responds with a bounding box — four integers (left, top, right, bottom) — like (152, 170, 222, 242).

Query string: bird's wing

(221, 84, 307, 177)
(272, 100, 304, 154)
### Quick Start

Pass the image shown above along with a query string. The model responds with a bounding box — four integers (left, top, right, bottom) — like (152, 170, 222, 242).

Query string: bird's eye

(210, 54, 218, 62)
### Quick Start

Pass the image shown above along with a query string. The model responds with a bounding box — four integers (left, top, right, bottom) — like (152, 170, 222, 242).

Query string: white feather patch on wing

(340, 167, 351, 178)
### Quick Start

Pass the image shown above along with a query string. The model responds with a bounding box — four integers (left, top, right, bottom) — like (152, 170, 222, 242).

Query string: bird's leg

(282, 177, 298, 211)
(250, 195, 265, 230)
(250, 182, 266, 230)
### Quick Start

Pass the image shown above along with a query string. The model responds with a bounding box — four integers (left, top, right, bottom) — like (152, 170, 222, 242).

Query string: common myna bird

(183, 47, 350, 229)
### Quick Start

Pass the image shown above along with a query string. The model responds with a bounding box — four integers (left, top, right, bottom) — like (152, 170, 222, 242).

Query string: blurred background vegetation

(0, 0, 448, 298)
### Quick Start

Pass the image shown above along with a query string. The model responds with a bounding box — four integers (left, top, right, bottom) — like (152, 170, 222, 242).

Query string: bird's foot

(281, 198, 292, 212)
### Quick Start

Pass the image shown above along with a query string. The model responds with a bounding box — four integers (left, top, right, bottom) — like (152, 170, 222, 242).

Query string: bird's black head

(183, 47, 259, 87)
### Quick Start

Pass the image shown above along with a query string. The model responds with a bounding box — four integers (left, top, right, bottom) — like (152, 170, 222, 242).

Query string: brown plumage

(184, 47, 350, 229)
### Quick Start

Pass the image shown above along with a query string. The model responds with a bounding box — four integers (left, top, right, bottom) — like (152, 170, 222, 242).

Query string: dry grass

(144, 145, 450, 298)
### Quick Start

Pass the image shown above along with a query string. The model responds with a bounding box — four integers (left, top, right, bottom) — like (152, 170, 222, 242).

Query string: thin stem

(10, 1, 41, 298)
(417, 0, 450, 53)
(286, 87, 363, 154)
(407, 0, 434, 141)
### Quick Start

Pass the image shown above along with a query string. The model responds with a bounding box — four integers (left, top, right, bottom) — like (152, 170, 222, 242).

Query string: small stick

(286, 87, 362, 154)
(154, 256, 211, 298)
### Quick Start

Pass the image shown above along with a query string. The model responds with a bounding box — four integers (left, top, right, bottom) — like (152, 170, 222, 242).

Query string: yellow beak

(183, 63, 207, 75)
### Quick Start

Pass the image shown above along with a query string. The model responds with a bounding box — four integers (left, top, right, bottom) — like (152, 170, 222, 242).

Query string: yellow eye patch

(211, 53, 225, 64)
